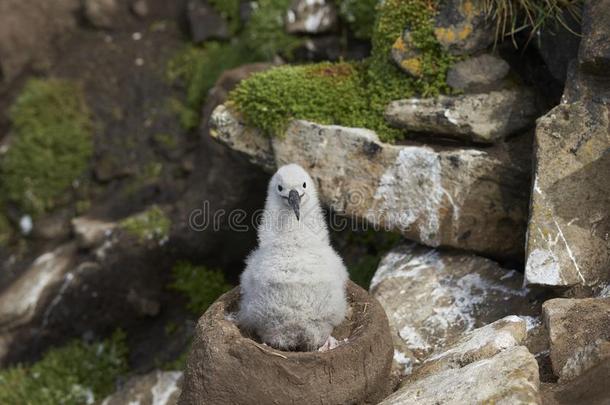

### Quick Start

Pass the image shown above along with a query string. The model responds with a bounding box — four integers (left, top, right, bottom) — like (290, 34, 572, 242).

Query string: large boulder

(380, 346, 541, 405)
(180, 281, 393, 405)
(385, 88, 539, 144)
(525, 0, 610, 289)
(210, 105, 531, 260)
(543, 298, 610, 382)
(370, 244, 540, 361)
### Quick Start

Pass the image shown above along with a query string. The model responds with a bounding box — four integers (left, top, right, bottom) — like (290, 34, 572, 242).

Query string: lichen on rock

(119, 205, 170, 243)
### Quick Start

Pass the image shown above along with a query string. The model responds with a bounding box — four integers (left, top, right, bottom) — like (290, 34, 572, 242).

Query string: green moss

(337, 0, 378, 39)
(170, 261, 232, 315)
(230, 0, 454, 142)
(0, 331, 128, 405)
(345, 230, 402, 288)
(120, 205, 170, 242)
(1, 79, 92, 215)
(208, 0, 241, 34)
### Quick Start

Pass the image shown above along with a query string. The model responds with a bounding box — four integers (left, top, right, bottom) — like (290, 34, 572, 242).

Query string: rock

(32, 210, 72, 240)
(524, 101, 610, 287)
(385, 88, 539, 144)
(180, 281, 393, 405)
(0, 0, 79, 82)
(370, 244, 539, 361)
(446, 54, 510, 92)
(414, 316, 527, 378)
(101, 370, 182, 405)
(127, 288, 161, 317)
(186, 0, 230, 43)
(285, 0, 337, 34)
(433, 0, 494, 55)
(84, 0, 120, 29)
(543, 298, 610, 381)
(380, 346, 541, 405)
(71, 216, 117, 249)
(0, 243, 76, 329)
(578, 0, 610, 76)
(130, 0, 149, 18)
(536, 10, 581, 83)
(540, 361, 610, 405)
(210, 105, 531, 259)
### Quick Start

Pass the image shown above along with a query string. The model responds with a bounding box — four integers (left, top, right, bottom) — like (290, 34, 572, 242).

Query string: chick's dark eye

(303, 182, 306, 188)
(277, 185, 283, 192)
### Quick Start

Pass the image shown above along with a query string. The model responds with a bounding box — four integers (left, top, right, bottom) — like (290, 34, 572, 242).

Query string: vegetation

(119, 205, 171, 242)
(170, 261, 232, 315)
(168, 0, 298, 130)
(0, 212, 10, 247)
(229, 0, 454, 142)
(0, 79, 92, 216)
(344, 230, 402, 289)
(482, 0, 583, 44)
(0, 331, 128, 405)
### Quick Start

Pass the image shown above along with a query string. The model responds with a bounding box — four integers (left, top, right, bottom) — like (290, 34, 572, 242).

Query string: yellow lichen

(392, 36, 407, 52)
(400, 57, 423, 76)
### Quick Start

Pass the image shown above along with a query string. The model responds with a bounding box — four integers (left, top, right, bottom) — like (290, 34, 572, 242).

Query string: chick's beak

(288, 189, 300, 221)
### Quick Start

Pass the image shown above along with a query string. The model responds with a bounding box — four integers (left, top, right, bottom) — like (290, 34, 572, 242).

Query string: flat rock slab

(380, 346, 541, 405)
(385, 88, 539, 144)
(543, 297, 610, 381)
(101, 370, 182, 405)
(370, 243, 539, 361)
(210, 105, 530, 260)
(525, 101, 610, 287)
(415, 315, 526, 378)
(180, 281, 393, 405)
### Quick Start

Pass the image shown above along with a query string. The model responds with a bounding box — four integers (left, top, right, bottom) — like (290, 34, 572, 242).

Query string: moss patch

(0, 331, 128, 405)
(0, 79, 92, 215)
(120, 205, 170, 242)
(170, 261, 232, 315)
(230, 0, 454, 142)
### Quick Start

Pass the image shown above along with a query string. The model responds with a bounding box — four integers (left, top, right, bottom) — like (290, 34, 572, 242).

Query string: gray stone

(71, 216, 117, 249)
(446, 54, 510, 92)
(385, 88, 539, 144)
(0, 243, 76, 330)
(370, 244, 539, 361)
(543, 298, 610, 381)
(130, 0, 149, 18)
(524, 101, 610, 287)
(101, 370, 182, 405)
(578, 0, 610, 76)
(536, 10, 581, 83)
(414, 316, 527, 378)
(285, 0, 337, 34)
(210, 105, 531, 259)
(433, 0, 495, 55)
(380, 346, 541, 405)
(84, 0, 119, 29)
(540, 361, 610, 405)
(186, 0, 229, 43)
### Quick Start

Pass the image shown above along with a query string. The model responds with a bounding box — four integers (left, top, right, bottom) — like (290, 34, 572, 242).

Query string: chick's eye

(277, 185, 283, 192)
(303, 182, 306, 188)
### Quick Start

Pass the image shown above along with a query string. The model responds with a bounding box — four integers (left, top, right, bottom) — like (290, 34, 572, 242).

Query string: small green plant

(0, 78, 92, 215)
(0, 330, 128, 405)
(209, 0, 241, 34)
(170, 261, 232, 315)
(120, 205, 171, 242)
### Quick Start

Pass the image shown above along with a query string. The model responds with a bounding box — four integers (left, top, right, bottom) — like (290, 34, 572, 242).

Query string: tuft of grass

(0, 331, 128, 405)
(482, 0, 583, 45)
(230, 0, 454, 143)
(0, 79, 92, 216)
(119, 205, 171, 242)
(337, 0, 379, 39)
(170, 261, 232, 315)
